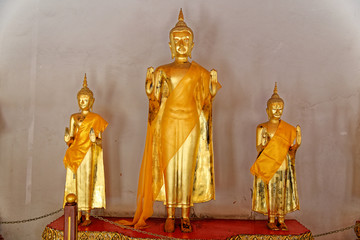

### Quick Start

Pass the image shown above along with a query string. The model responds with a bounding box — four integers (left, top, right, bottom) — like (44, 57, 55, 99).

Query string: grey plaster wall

(0, 0, 359, 239)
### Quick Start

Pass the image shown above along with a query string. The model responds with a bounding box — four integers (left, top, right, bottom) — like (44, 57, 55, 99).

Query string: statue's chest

(166, 68, 194, 90)
(75, 115, 86, 128)
(266, 124, 278, 139)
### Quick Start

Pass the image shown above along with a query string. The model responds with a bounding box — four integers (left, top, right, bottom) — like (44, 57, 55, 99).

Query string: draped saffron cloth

(123, 61, 220, 229)
(250, 120, 296, 184)
(63, 112, 108, 173)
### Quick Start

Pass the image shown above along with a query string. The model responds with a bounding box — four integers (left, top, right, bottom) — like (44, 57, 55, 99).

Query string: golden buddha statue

(250, 83, 301, 231)
(129, 9, 220, 232)
(63, 74, 108, 226)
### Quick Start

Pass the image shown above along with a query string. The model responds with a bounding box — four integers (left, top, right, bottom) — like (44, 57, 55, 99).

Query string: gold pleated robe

(251, 120, 299, 216)
(130, 61, 220, 228)
(63, 112, 108, 211)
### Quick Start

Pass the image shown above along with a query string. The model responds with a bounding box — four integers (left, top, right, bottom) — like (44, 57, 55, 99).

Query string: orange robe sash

(160, 62, 201, 171)
(63, 112, 108, 173)
(250, 120, 296, 184)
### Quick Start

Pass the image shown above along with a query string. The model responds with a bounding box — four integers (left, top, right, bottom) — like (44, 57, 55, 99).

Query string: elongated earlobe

(169, 42, 175, 59)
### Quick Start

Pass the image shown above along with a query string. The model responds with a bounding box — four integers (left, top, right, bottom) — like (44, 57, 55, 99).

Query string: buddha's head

(169, 9, 194, 60)
(266, 82, 284, 120)
(77, 74, 94, 111)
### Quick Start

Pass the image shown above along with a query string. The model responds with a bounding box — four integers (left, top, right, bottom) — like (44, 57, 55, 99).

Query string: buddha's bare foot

(164, 217, 175, 233)
(77, 215, 85, 224)
(181, 218, 192, 233)
(267, 222, 279, 231)
(81, 219, 91, 226)
(278, 222, 288, 231)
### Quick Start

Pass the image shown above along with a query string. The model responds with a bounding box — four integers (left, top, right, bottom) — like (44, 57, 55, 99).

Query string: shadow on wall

(97, 68, 126, 200)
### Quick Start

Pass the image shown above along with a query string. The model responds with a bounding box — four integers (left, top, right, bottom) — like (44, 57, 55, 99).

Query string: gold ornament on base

(355, 220, 360, 239)
(63, 74, 108, 226)
(66, 194, 77, 204)
(250, 83, 301, 231)
(126, 9, 220, 233)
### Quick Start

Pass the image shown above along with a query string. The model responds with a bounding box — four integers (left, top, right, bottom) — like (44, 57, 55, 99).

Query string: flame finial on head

(178, 8, 184, 21)
(77, 73, 93, 99)
(267, 82, 284, 107)
(170, 8, 193, 38)
(273, 82, 278, 95)
(83, 73, 88, 88)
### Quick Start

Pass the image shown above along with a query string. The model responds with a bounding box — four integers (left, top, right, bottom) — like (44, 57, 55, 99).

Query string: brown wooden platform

(42, 216, 313, 239)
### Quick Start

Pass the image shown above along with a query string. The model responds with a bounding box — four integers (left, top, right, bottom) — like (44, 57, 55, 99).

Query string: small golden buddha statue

(129, 9, 220, 233)
(250, 83, 301, 231)
(63, 74, 108, 226)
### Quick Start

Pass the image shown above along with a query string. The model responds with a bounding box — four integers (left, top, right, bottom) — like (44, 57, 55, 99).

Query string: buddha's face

(78, 94, 93, 111)
(267, 101, 284, 120)
(169, 30, 194, 59)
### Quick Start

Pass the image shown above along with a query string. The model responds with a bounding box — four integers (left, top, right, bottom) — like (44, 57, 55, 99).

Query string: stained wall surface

(0, 0, 360, 239)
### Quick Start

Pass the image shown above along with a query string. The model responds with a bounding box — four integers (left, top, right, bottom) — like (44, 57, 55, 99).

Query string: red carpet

(43, 216, 313, 239)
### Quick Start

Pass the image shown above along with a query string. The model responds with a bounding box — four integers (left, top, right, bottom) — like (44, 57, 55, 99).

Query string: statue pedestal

(42, 216, 313, 240)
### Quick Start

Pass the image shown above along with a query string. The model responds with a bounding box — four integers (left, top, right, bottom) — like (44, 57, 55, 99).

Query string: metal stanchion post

(64, 194, 78, 240)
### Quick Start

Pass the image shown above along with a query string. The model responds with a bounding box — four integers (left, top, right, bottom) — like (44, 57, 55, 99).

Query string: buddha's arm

(69, 115, 76, 138)
(64, 127, 70, 143)
(89, 128, 102, 147)
(146, 67, 167, 122)
(289, 125, 301, 153)
(154, 67, 169, 100)
(64, 115, 76, 146)
(296, 125, 301, 146)
(209, 69, 218, 97)
(145, 67, 155, 97)
(146, 67, 167, 101)
(96, 131, 103, 146)
(256, 126, 267, 153)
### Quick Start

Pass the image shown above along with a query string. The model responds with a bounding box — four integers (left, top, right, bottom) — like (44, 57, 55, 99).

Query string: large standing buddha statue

(128, 9, 220, 233)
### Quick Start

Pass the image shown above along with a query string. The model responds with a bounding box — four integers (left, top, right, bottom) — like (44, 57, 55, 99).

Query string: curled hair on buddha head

(267, 82, 284, 108)
(77, 73, 94, 99)
(169, 8, 194, 40)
